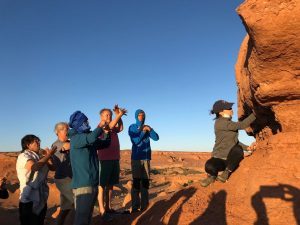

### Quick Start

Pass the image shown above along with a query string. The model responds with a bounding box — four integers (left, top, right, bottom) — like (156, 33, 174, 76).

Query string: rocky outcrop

(235, 0, 300, 137)
(231, 1, 300, 224)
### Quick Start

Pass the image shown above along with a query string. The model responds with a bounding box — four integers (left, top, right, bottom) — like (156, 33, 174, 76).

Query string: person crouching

(200, 100, 256, 187)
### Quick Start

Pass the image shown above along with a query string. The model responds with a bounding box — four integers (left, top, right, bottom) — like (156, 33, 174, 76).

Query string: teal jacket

(69, 127, 104, 189)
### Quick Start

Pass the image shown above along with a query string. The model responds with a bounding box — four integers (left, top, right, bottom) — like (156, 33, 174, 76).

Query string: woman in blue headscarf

(68, 110, 110, 225)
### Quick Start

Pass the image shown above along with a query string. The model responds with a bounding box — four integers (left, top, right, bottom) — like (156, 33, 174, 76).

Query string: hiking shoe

(217, 169, 230, 183)
(200, 176, 216, 187)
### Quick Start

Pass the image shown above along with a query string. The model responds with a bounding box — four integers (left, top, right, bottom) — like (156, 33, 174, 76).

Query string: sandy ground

(0, 150, 210, 225)
(1, 147, 300, 225)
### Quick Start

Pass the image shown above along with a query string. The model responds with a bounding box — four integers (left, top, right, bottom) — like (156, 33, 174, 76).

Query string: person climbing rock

(200, 100, 256, 187)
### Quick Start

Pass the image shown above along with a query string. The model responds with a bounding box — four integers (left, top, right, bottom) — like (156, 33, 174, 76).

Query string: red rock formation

(235, 0, 300, 136)
(232, 0, 300, 224)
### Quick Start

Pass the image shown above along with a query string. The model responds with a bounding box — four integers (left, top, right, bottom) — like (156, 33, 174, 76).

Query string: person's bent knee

(232, 144, 244, 155)
(133, 178, 141, 190)
(141, 179, 150, 189)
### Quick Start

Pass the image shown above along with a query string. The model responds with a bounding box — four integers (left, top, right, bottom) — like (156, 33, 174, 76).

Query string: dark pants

(0, 189, 9, 199)
(19, 202, 47, 225)
(205, 144, 244, 177)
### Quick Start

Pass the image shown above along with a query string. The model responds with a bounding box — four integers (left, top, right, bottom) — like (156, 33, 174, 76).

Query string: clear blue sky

(0, 0, 254, 152)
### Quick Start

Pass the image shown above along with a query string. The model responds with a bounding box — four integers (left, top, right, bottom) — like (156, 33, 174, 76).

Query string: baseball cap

(212, 100, 234, 114)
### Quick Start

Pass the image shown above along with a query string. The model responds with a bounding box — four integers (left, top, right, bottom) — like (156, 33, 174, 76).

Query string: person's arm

(25, 147, 57, 172)
(93, 132, 111, 150)
(142, 125, 159, 141)
(73, 127, 104, 148)
(114, 118, 124, 133)
(224, 113, 256, 131)
(109, 106, 127, 130)
(149, 128, 159, 141)
(128, 125, 147, 145)
(47, 157, 56, 171)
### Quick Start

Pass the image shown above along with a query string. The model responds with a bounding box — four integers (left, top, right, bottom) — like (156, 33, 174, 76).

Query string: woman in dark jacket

(200, 100, 256, 187)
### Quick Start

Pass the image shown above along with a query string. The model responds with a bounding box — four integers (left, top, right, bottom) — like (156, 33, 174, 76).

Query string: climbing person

(128, 109, 159, 212)
(200, 100, 256, 187)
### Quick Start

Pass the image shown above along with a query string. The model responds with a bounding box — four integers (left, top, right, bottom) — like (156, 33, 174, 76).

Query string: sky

(0, 0, 254, 152)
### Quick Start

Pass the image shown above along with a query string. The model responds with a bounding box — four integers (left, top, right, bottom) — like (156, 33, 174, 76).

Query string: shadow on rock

(252, 184, 300, 225)
(189, 190, 227, 225)
(135, 187, 197, 225)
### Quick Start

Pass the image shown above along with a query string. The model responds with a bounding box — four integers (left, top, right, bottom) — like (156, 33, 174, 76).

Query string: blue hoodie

(128, 109, 159, 160)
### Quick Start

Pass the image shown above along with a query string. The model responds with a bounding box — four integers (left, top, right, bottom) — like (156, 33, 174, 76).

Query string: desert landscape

(0, 150, 212, 225)
(1, 0, 300, 224)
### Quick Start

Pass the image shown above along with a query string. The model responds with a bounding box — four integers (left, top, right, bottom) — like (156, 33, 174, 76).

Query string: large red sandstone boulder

(235, 0, 300, 136)
(231, 0, 300, 224)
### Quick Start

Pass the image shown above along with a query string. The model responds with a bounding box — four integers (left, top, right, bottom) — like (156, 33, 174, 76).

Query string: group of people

(15, 105, 159, 225)
(5, 100, 256, 225)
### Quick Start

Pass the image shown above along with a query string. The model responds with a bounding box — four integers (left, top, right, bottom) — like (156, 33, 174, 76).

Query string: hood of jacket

(135, 109, 145, 129)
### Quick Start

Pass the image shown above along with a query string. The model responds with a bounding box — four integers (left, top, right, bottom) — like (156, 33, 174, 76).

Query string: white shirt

(16, 150, 49, 214)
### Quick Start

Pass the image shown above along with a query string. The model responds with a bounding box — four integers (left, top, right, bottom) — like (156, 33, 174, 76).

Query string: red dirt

(1, 0, 300, 224)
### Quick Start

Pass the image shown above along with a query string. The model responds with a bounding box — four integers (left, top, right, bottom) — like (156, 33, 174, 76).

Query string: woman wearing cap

(200, 100, 256, 187)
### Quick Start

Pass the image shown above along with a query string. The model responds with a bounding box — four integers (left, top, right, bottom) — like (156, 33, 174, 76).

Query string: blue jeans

(73, 186, 98, 225)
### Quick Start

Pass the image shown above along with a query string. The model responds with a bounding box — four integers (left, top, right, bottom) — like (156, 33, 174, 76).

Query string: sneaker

(217, 169, 230, 183)
(200, 176, 216, 187)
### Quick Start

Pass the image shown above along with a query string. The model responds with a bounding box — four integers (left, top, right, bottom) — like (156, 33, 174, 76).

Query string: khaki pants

(131, 160, 151, 211)
(55, 177, 74, 210)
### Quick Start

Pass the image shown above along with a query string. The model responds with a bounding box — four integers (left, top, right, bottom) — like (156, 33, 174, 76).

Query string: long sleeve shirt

(212, 113, 256, 159)
(128, 124, 159, 160)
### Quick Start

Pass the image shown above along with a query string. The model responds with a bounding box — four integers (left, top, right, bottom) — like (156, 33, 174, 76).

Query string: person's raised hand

(142, 125, 151, 132)
(114, 104, 127, 116)
(99, 121, 110, 133)
(248, 142, 257, 152)
(62, 142, 70, 151)
(44, 146, 57, 156)
(113, 104, 119, 112)
(120, 108, 127, 116)
(99, 120, 107, 128)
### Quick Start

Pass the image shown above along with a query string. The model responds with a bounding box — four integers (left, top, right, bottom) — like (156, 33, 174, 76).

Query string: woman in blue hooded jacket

(128, 109, 159, 212)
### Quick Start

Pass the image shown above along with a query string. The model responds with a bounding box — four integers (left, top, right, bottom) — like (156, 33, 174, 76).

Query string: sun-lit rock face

(235, 0, 300, 139)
